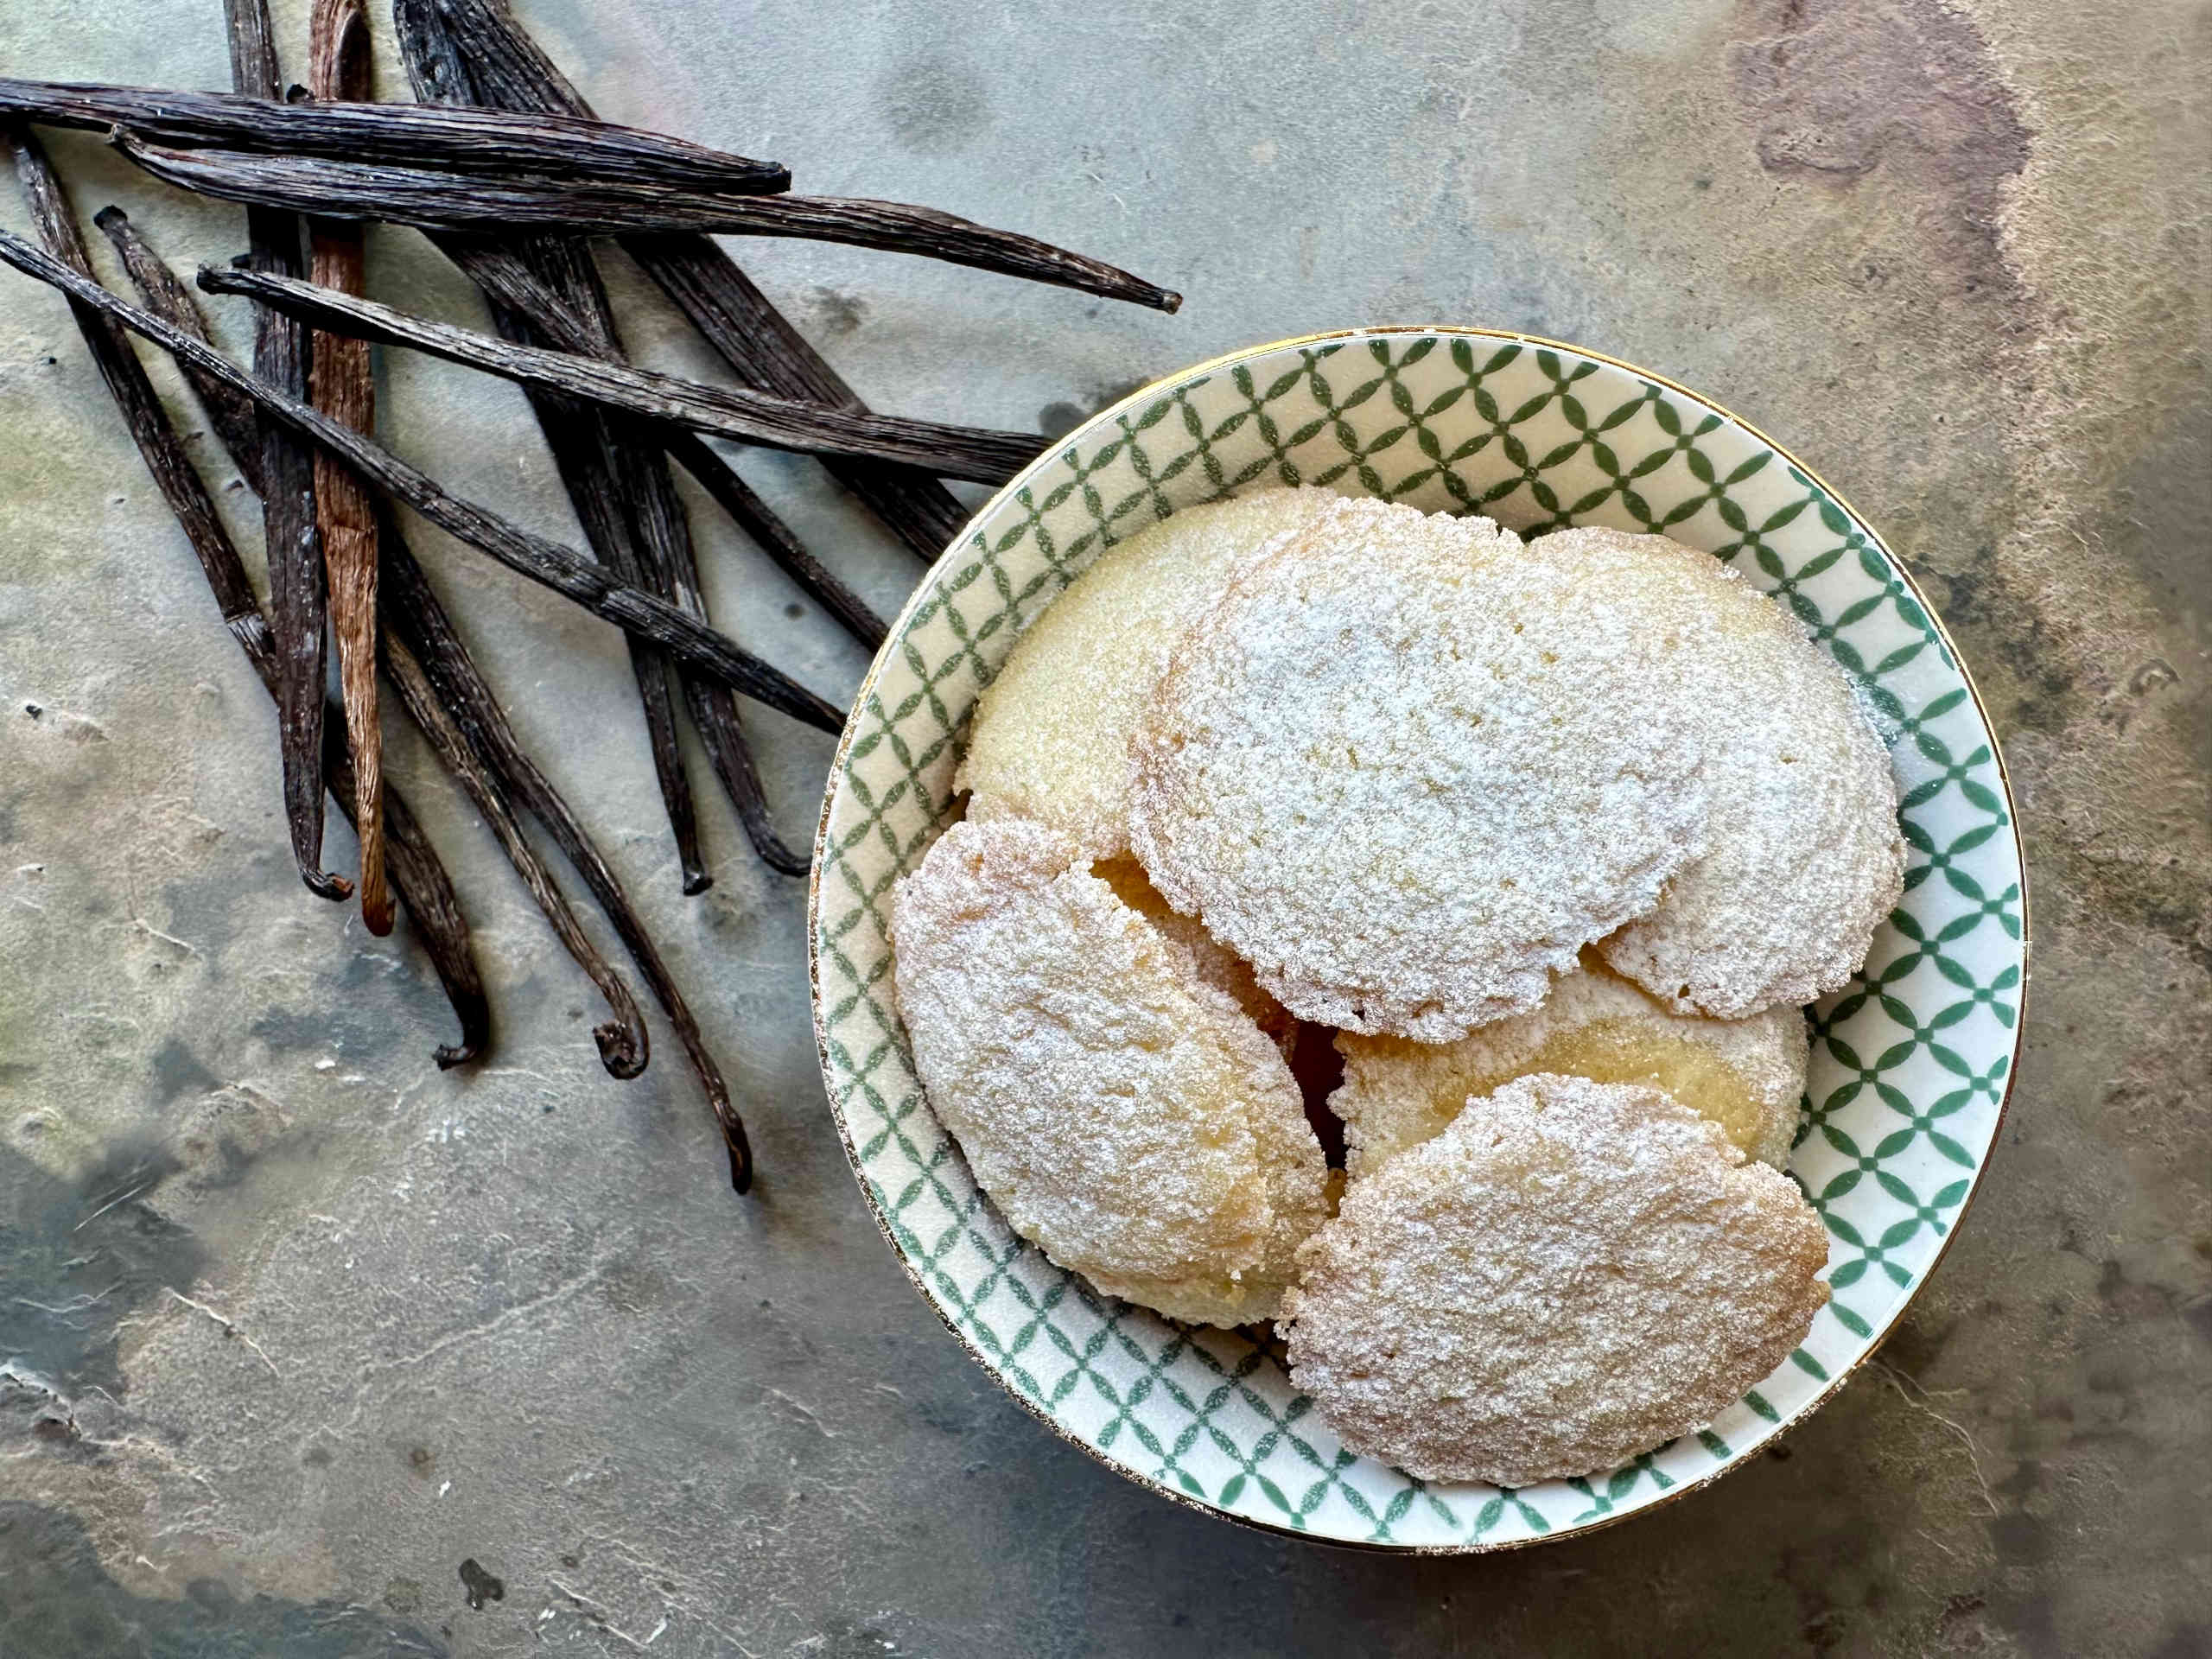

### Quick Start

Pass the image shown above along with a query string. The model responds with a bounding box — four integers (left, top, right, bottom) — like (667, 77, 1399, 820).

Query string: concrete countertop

(0, 1, 2204, 1653)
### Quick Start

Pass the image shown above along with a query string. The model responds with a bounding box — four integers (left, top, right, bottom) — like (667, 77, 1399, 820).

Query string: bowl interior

(809, 329, 2024, 1549)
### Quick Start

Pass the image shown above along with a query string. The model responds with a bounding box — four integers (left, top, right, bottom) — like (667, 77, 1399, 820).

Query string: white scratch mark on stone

(349, 1249, 620, 1387)
(118, 917, 200, 957)
(546, 1579, 658, 1653)
(764, 1388, 837, 1438)
(78, 1426, 221, 1496)
(73, 1180, 156, 1230)
(162, 1287, 281, 1377)
(575, 1531, 693, 1595)
(1876, 1361, 1999, 1516)
(11, 1288, 110, 1316)
(696, 1618, 763, 1659)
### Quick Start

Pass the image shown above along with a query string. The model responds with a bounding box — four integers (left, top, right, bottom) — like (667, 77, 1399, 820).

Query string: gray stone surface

(0, 0, 2205, 1652)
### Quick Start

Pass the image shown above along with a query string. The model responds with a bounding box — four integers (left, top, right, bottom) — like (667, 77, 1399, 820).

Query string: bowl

(807, 327, 2027, 1550)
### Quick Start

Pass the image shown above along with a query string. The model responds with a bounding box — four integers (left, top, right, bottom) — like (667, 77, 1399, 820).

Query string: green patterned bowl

(808, 327, 2026, 1550)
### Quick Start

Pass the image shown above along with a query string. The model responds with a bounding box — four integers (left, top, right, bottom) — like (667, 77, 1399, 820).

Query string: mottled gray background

(1, 0, 2206, 1654)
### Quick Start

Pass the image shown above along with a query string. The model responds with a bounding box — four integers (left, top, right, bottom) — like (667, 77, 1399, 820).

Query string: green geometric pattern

(808, 329, 2025, 1549)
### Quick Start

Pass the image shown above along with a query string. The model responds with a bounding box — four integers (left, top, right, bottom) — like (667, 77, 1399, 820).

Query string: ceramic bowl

(807, 327, 2026, 1550)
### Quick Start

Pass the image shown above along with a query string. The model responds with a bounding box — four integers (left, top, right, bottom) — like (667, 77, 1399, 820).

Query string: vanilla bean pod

(383, 633, 649, 1079)
(515, 365, 712, 893)
(379, 527, 753, 1189)
(631, 236, 971, 561)
(496, 265, 804, 874)
(98, 213, 488, 1067)
(438, 194, 709, 893)
(307, 0, 390, 934)
(424, 0, 971, 563)
(198, 262, 1042, 484)
(3, 130, 486, 1065)
(91, 208, 267, 495)
(371, 780, 490, 1067)
(0, 228, 845, 733)
(114, 131, 1182, 314)
(682, 674, 808, 876)
(503, 251, 804, 877)
(664, 435, 890, 650)
(633, 448, 812, 875)
(424, 234, 886, 646)
(225, 0, 340, 901)
(0, 76, 788, 194)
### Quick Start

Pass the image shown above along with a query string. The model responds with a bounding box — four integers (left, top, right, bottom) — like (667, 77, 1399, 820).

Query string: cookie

(1281, 1073, 1831, 1485)
(1128, 499, 1710, 1040)
(1093, 855, 1298, 1060)
(1332, 958, 1808, 1176)
(891, 818, 1327, 1325)
(1536, 528, 1904, 1017)
(957, 487, 1349, 858)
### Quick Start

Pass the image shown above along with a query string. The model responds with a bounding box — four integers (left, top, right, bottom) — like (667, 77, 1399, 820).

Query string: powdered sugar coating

(1128, 499, 1710, 1041)
(957, 488, 1350, 858)
(1092, 856, 1323, 1313)
(1281, 1074, 1831, 1486)
(890, 818, 1326, 1326)
(1094, 856, 1299, 1060)
(1540, 528, 1906, 1017)
(1333, 959, 1808, 1176)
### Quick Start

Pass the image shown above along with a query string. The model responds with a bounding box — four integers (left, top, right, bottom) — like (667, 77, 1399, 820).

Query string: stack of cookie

(890, 489, 1904, 1485)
